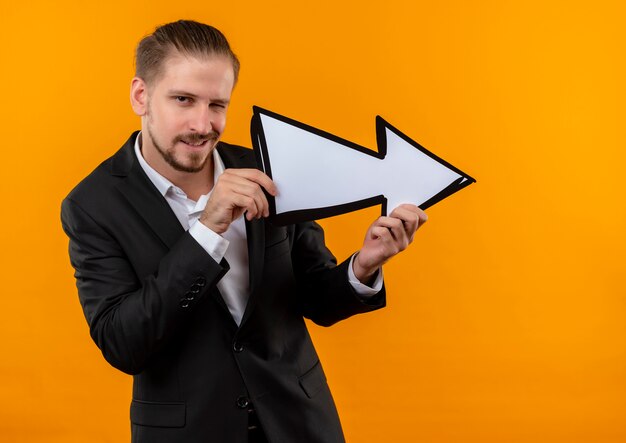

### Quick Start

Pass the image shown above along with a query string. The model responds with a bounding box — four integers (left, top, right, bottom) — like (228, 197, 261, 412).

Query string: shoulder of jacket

(63, 132, 137, 204)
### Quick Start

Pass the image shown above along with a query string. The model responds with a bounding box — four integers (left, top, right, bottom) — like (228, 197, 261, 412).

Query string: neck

(167, 165, 214, 202)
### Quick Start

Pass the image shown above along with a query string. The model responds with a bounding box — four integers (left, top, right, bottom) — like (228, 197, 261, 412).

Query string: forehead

(152, 52, 235, 96)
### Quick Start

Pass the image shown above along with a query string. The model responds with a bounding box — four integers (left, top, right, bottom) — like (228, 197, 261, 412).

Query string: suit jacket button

(189, 285, 201, 294)
(236, 396, 249, 409)
(233, 342, 244, 353)
(180, 299, 191, 308)
(195, 277, 206, 287)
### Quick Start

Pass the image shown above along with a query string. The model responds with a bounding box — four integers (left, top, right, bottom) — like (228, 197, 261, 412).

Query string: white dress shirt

(134, 134, 381, 325)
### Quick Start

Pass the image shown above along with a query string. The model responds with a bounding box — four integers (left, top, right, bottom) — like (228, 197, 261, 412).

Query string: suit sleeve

(291, 221, 386, 327)
(61, 197, 228, 375)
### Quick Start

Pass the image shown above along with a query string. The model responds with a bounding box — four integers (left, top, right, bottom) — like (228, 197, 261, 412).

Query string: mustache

(175, 132, 220, 144)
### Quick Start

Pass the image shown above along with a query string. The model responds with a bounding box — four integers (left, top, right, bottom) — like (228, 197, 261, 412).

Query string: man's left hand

(352, 204, 428, 284)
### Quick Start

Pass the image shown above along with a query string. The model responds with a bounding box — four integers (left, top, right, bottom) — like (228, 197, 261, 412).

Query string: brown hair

(135, 20, 240, 86)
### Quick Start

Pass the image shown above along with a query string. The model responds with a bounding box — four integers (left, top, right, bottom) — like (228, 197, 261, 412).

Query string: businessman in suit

(61, 20, 427, 442)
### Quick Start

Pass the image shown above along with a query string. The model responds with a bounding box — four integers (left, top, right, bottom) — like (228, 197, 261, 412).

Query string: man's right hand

(199, 169, 277, 234)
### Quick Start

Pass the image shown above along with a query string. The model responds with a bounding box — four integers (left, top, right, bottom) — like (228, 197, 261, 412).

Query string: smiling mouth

(181, 140, 209, 148)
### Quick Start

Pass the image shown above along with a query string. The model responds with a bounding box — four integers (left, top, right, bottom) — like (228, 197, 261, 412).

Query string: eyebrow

(168, 90, 230, 105)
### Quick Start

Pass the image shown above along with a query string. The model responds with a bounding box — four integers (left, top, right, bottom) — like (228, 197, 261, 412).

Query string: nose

(189, 105, 212, 134)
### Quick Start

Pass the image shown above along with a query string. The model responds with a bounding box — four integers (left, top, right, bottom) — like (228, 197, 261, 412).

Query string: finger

(389, 207, 419, 238)
(370, 225, 394, 243)
(369, 226, 401, 256)
(371, 216, 409, 244)
(415, 207, 428, 225)
(238, 185, 271, 219)
(224, 168, 277, 196)
(231, 193, 261, 220)
(371, 224, 406, 250)
(390, 205, 428, 239)
(220, 174, 271, 218)
(247, 187, 269, 218)
(390, 204, 427, 224)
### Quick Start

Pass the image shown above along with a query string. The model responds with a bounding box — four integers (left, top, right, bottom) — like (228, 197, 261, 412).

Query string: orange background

(1, 1, 625, 442)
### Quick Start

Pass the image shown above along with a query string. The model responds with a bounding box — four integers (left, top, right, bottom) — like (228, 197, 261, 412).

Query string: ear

(130, 77, 148, 116)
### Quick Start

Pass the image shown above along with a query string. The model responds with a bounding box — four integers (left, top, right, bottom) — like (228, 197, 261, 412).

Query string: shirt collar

(134, 131, 225, 198)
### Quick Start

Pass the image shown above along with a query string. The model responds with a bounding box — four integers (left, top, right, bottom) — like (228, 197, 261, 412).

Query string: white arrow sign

(251, 106, 475, 226)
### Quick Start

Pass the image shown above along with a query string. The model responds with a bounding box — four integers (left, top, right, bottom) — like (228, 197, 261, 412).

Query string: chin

(177, 155, 211, 173)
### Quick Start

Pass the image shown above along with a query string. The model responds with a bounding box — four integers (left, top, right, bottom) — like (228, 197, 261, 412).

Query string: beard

(146, 126, 220, 173)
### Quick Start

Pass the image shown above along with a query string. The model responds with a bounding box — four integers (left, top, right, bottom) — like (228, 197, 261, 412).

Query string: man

(62, 20, 427, 442)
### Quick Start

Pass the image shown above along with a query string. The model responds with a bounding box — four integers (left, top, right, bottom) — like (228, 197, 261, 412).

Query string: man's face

(138, 52, 235, 174)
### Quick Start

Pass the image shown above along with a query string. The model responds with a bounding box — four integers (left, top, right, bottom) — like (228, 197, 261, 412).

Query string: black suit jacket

(61, 132, 386, 442)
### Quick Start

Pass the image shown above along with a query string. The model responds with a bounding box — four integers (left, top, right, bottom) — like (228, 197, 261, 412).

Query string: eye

(210, 103, 226, 110)
(175, 96, 191, 104)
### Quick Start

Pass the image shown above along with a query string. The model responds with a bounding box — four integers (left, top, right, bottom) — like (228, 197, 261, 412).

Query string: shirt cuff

(188, 219, 229, 264)
(348, 254, 383, 298)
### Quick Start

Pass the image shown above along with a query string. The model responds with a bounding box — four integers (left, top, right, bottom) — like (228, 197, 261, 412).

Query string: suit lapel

(239, 217, 264, 326)
(112, 132, 184, 249)
(218, 144, 266, 327)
